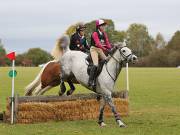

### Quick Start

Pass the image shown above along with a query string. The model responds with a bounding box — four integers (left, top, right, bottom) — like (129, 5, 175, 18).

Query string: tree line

(135, 31, 180, 67)
(0, 46, 53, 66)
(0, 19, 180, 67)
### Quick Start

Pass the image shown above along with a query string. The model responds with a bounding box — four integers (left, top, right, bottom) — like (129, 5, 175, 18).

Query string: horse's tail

(51, 34, 70, 60)
(24, 60, 58, 96)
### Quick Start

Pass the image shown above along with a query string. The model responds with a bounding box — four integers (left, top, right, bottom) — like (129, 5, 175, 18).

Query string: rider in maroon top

(88, 19, 112, 88)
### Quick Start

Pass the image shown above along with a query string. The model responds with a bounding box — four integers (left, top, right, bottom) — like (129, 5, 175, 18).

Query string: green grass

(0, 67, 180, 135)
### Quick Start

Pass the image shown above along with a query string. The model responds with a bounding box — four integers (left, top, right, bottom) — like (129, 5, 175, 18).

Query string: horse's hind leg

(66, 80, 75, 96)
(33, 84, 43, 96)
(36, 86, 52, 96)
(25, 88, 34, 96)
(104, 94, 126, 127)
(25, 81, 40, 96)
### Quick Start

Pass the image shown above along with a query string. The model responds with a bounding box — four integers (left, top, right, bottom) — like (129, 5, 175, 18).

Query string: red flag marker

(6, 52, 16, 61)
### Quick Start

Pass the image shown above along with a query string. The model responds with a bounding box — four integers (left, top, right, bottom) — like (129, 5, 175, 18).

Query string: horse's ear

(115, 45, 118, 49)
(113, 42, 120, 48)
(113, 41, 127, 49)
(109, 46, 118, 54)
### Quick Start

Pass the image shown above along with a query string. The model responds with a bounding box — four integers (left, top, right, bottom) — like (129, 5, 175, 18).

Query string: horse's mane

(51, 34, 70, 60)
(109, 42, 125, 55)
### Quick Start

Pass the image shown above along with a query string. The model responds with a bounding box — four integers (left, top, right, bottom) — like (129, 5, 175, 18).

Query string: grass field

(0, 67, 180, 135)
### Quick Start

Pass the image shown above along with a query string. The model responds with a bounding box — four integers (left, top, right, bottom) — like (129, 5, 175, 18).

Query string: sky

(0, 0, 179, 54)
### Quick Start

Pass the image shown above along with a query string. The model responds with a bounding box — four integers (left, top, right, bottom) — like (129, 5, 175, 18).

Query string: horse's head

(113, 42, 137, 64)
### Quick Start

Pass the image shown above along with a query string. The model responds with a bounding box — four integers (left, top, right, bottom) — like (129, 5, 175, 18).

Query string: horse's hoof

(117, 120, 126, 128)
(89, 85, 96, 91)
(59, 92, 65, 96)
(66, 91, 71, 96)
(99, 122, 106, 127)
(25, 92, 32, 96)
(96, 95, 102, 101)
(119, 124, 126, 128)
(66, 90, 74, 96)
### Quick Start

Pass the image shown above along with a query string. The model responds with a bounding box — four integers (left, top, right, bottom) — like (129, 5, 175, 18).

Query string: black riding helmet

(76, 23, 86, 32)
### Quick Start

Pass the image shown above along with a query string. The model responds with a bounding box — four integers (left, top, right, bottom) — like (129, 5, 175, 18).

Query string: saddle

(85, 47, 118, 78)
(86, 54, 106, 77)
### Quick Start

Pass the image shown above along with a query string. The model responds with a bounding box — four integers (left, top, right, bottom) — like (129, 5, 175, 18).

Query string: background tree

(111, 30, 126, 43)
(126, 23, 155, 57)
(0, 40, 11, 66)
(155, 32, 166, 49)
(25, 48, 53, 66)
(65, 24, 77, 36)
(16, 54, 33, 66)
(166, 31, 180, 51)
(0, 45, 6, 66)
(135, 31, 180, 67)
(166, 31, 180, 66)
(0, 41, 6, 56)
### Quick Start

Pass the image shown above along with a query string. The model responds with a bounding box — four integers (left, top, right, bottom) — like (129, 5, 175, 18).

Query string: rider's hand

(108, 48, 113, 54)
(102, 47, 108, 52)
(105, 48, 111, 54)
(80, 46, 86, 52)
(85, 49, 90, 53)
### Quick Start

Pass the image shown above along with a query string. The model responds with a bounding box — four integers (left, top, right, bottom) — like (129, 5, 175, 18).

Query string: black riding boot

(88, 65, 98, 89)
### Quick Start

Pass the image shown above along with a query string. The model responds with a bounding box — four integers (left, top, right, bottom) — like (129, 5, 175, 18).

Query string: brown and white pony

(24, 34, 78, 96)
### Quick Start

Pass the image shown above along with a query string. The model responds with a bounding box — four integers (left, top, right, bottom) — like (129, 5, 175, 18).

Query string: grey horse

(60, 43, 137, 127)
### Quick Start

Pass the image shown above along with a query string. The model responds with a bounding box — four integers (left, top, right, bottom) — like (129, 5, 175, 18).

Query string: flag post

(11, 59, 15, 124)
(6, 52, 16, 124)
(126, 63, 129, 91)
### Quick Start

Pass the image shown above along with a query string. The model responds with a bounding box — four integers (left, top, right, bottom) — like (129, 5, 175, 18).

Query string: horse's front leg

(59, 71, 66, 96)
(98, 97, 106, 127)
(59, 81, 66, 96)
(104, 94, 126, 127)
(66, 79, 75, 96)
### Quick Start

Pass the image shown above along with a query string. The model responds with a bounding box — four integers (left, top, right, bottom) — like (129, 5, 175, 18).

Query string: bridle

(105, 46, 133, 82)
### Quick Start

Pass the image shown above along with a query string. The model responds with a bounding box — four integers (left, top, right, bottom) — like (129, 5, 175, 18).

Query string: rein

(105, 54, 123, 82)
(105, 47, 131, 82)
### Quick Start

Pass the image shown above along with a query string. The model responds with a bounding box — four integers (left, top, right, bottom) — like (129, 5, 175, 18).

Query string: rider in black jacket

(70, 23, 90, 53)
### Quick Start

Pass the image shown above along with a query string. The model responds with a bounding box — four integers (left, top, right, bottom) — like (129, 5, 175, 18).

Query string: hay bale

(5, 92, 129, 124)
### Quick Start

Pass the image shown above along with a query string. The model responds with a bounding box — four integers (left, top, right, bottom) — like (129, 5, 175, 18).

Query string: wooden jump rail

(17, 91, 128, 103)
(5, 90, 129, 124)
